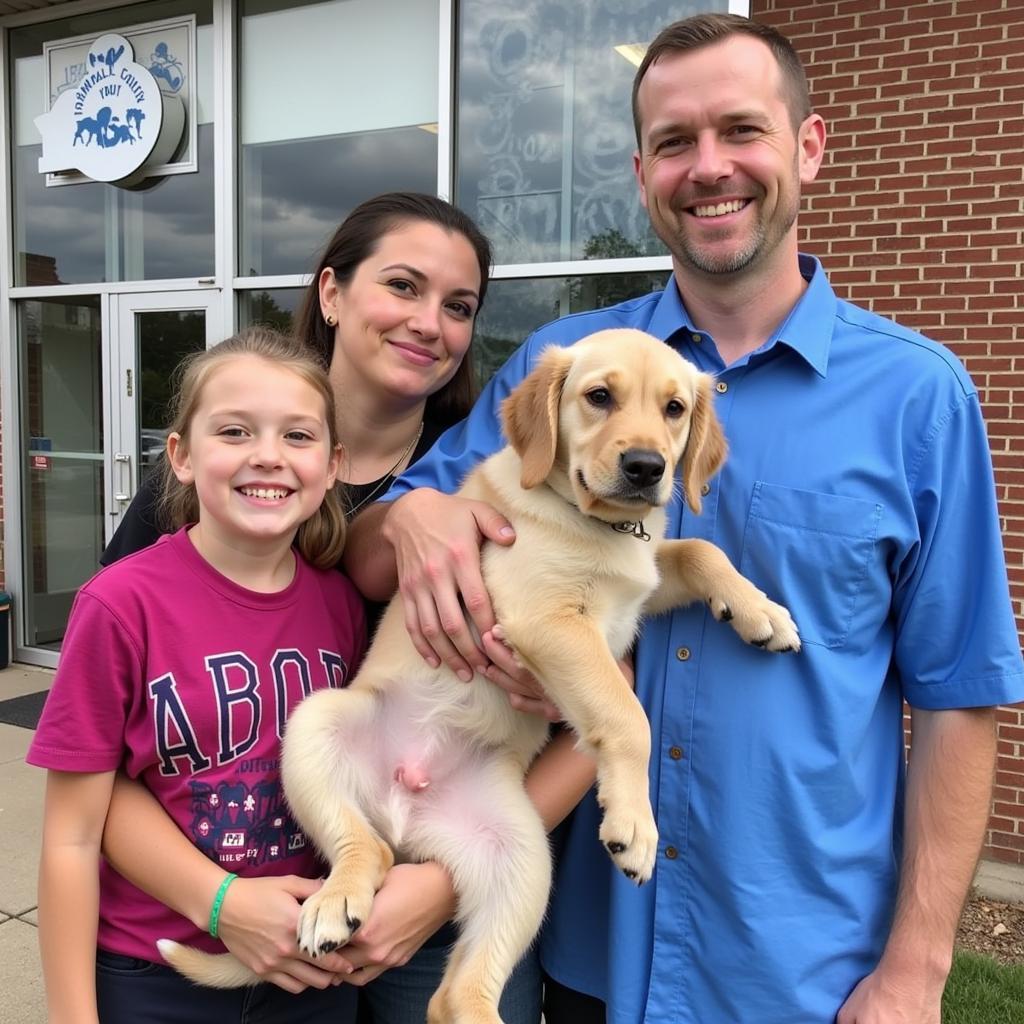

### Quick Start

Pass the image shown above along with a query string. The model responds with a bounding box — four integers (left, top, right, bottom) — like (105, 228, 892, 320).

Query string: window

(238, 0, 440, 277)
(10, 0, 215, 285)
(456, 1, 718, 266)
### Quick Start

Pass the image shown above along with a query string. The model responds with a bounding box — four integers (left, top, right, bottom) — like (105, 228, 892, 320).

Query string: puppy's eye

(666, 399, 686, 418)
(586, 388, 611, 408)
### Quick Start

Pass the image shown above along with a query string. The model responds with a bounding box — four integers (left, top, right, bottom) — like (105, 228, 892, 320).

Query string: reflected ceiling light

(614, 43, 647, 67)
(418, 123, 439, 134)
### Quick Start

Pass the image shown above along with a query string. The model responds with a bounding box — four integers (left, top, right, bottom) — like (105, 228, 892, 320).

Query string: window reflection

(456, 0, 718, 265)
(237, 289, 303, 333)
(20, 298, 104, 649)
(239, 0, 439, 276)
(239, 129, 437, 277)
(474, 271, 666, 382)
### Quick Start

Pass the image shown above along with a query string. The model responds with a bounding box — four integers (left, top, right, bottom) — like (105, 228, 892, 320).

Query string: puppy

(159, 328, 799, 1023)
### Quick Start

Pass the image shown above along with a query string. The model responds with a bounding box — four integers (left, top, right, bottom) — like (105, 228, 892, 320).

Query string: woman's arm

(102, 774, 351, 992)
(38, 770, 116, 1024)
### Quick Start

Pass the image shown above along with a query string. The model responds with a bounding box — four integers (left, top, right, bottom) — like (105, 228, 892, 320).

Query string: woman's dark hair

(294, 192, 493, 427)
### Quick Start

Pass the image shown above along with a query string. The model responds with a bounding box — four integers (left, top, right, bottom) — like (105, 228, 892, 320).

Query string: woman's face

(321, 220, 482, 408)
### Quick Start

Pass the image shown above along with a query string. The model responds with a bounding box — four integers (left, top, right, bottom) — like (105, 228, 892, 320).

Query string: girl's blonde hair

(158, 327, 347, 569)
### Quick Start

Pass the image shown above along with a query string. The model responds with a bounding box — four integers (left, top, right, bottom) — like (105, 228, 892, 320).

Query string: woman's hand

(337, 862, 456, 986)
(383, 488, 515, 679)
(216, 875, 354, 993)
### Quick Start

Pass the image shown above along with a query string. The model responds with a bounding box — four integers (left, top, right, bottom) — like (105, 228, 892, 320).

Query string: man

(346, 14, 1024, 1023)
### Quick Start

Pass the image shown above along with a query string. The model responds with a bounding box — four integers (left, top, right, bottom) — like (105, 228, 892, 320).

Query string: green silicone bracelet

(208, 872, 238, 939)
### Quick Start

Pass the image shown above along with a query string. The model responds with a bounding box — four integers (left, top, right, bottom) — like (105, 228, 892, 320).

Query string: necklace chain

(344, 422, 424, 518)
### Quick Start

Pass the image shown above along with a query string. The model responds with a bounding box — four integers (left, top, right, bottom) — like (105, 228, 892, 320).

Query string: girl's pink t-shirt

(28, 527, 366, 960)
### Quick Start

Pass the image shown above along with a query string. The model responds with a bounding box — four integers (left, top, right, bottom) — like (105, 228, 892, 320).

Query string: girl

(29, 329, 363, 1024)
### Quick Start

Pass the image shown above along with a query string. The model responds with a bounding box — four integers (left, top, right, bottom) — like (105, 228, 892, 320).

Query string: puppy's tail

(157, 939, 259, 988)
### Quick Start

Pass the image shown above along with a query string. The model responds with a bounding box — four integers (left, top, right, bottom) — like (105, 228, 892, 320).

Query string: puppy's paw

(599, 802, 658, 884)
(295, 882, 375, 958)
(709, 588, 800, 653)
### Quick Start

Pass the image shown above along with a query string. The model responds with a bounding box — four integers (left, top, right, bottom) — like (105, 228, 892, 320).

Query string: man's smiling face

(633, 35, 823, 281)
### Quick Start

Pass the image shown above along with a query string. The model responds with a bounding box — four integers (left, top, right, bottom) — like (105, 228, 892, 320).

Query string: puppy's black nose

(621, 449, 665, 488)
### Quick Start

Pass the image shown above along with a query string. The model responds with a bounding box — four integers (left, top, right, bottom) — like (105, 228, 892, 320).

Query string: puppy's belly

(364, 681, 544, 853)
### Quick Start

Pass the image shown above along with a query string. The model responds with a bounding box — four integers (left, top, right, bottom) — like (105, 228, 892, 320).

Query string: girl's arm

(38, 769, 116, 1024)
(102, 774, 352, 992)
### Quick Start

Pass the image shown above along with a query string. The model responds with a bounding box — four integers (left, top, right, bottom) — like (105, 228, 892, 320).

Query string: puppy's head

(501, 329, 726, 520)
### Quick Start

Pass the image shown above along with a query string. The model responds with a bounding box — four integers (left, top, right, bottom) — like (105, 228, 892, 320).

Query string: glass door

(17, 291, 223, 653)
(20, 297, 105, 650)
(111, 290, 224, 526)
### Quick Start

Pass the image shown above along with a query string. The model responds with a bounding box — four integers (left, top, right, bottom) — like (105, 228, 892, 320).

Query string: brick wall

(753, 0, 1024, 864)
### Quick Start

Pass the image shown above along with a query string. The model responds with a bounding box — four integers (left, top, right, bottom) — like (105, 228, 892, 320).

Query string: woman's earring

(324, 312, 337, 327)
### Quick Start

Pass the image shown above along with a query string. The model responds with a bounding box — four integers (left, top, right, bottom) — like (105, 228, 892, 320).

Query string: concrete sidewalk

(0, 663, 54, 1024)
(2, 658, 1023, 1024)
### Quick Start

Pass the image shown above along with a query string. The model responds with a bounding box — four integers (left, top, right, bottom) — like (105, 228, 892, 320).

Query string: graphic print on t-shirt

(188, 773, 308, 867)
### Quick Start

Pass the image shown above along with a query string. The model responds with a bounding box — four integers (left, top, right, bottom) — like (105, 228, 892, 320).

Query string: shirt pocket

(739, 483, 883, 649)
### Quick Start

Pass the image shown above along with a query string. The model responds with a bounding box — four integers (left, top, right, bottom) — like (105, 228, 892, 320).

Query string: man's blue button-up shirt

(386, 256, 1024, 1022)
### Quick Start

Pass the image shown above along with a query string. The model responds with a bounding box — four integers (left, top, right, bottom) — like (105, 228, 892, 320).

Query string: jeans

(358, 932, 542, 1023)
(95, 949, 358, 1024)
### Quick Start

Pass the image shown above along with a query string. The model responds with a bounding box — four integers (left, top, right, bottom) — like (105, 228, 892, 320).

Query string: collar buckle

(611, 520, 651, 542)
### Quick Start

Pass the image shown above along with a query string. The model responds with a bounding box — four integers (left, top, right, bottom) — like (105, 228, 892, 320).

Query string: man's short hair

(631, 13, 812, 151)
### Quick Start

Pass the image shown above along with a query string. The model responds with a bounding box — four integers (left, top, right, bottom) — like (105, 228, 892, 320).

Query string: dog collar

(610, 520, 651, 542)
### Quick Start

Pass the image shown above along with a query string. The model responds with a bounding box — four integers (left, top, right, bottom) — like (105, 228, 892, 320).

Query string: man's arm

(838, 706, 996, 1024)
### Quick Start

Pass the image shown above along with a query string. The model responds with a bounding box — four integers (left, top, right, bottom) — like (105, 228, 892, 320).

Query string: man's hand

(338, 862, 456, 986)
(383, 488, 515, 679)
(480, 628, 561, 720)
(836, 955, 947, 1024)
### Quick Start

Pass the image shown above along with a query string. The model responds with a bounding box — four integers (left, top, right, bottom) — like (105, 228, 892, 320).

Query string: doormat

(0, 689, 49, 730)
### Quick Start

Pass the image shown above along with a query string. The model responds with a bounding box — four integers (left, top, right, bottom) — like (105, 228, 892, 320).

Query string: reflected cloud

(456, 0, 694, 264)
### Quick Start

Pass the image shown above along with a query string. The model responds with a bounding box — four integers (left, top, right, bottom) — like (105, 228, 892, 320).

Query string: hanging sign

(33, 16, 196, 187)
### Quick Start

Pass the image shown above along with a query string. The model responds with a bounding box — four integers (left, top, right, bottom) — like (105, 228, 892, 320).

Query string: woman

(100, 193, 597, 1024)
(102, 192, 485, 562)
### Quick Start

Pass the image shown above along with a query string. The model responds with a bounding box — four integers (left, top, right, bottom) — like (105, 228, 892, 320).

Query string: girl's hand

(216, 875, 354, 993)
(338, 862, 456, 986)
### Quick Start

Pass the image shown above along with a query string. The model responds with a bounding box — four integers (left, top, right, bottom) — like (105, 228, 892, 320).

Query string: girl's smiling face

(168, 354, 340, 556)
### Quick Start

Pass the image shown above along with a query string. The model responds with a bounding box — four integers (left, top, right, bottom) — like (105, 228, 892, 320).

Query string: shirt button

(715, 381, 728, 394)
(665, 846, 679, 860)
(676, 646, 690, 661)
(691, 332, 701, 343)
(701, 483, 711, 496)
(669, 746, 684, 760)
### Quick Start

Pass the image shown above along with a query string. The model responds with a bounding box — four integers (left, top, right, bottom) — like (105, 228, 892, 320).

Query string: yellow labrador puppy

(159, 328, 799, 1022)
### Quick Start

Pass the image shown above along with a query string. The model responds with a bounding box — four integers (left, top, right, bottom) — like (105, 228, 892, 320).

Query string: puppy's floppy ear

(681, 374, 728, 514)
(501, 346, 572, 489)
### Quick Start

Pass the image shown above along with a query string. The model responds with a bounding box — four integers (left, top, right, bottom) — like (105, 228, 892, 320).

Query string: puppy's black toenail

(606, 841, 627, 854)
(720, 606, 733, 622)
(624, 869, 638, 879)
(752, 637, 769, 648)
(346, 916, 362, 932)
(319, 941, 339, 954)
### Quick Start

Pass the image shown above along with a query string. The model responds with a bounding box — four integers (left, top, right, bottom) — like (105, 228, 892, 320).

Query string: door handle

(113, 452, 132, 507)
